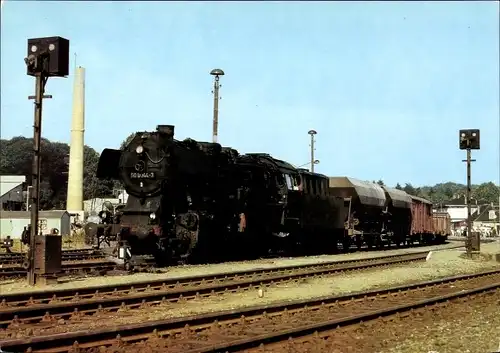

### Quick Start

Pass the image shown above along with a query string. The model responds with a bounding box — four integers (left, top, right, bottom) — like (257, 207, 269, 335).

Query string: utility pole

(308, 130, 317, 173)
(459, 129, 481, 257)
(25, 36, 69, 285)
(210, 68, 224, 143)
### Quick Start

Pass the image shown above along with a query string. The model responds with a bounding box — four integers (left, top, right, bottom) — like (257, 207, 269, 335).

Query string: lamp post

(210, 69, 224, 144)
(308, 130, 317, 173)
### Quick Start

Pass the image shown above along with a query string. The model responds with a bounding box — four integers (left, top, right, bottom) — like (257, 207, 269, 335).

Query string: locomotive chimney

(66, 66, 85, 220)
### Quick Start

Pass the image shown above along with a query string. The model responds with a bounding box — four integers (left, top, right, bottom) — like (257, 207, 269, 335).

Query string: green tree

(396, 181, 499, 204)
(83, 146, 115, 200)
(120, 133, 137, 150)
(403, 183, 417, 196)
(0, 137, 113, 209)
(471, 182, 500, 204)
(395, 183, 403, 190)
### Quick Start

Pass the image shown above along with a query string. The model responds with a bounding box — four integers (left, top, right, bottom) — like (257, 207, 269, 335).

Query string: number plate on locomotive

(130, 172, 155, 179)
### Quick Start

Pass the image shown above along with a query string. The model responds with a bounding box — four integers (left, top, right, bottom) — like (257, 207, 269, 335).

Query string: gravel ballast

(0, 241, 469, 295)
(1, 243, 499, 340)
(311, 290, 500, 353)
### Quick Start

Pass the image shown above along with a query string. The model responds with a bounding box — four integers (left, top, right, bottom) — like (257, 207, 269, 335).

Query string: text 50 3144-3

(130, 172, 155, 179)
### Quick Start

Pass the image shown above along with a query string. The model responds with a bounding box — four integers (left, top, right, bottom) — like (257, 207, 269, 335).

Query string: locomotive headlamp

(149, 212, 156, 220)
(136, 145, 144, 154)
(2, 237, 13, 247)
(101, 212, 107, 219)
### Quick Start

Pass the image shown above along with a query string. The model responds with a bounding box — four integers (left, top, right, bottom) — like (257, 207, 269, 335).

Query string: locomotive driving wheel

(172, 211, 200, 264)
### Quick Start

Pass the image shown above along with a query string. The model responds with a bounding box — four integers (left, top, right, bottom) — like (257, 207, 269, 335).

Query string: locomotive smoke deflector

(96, 148, 122, 179)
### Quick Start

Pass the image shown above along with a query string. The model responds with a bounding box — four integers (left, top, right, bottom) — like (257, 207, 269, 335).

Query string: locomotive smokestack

(66, 66, 85, 219)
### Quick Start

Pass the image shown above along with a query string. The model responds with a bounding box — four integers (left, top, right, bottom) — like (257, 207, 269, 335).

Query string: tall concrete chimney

(66, 66, 85, 219)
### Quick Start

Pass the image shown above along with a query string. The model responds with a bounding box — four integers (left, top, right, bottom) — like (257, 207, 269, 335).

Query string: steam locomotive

(95, 125, 449, 265)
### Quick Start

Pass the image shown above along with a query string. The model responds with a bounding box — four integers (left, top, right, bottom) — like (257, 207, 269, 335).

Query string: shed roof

(0, 210, 69, 219)
(0, 175, 26, 198)
(0, 175, 26, 184)
(474, 204, 499, 222)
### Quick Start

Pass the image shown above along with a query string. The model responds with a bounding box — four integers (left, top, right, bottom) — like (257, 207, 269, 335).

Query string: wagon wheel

(341, 236, 351, 252)
(355, 234, 362, 250)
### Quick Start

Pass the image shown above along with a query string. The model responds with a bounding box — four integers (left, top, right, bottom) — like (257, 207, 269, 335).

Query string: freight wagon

(409, 196, 435, 244)
(432, 211, 451, 241)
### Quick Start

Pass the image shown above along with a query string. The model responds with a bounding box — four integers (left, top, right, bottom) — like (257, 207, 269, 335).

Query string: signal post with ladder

(459, 129, 481, 257)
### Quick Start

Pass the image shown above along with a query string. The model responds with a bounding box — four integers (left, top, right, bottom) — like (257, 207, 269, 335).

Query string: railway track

(0, 256, 159, 280)
(0, 248, 96, 257)
(1, 268, 498, 353)
(0, 250, 105, 266)
(0, 243, 463, 281)
(0, 251, 431, 330)
(0, 259, 118, 279)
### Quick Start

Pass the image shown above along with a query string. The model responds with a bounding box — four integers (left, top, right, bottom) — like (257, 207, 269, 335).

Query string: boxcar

(432, 211, 451, 243)
(409, 195, 434, 244)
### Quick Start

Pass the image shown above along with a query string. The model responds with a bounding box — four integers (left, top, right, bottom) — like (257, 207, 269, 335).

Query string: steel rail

(0, 253, 105, 266)
(0, 260, 117, 280)
(0, 248, 97, 258)
(0, 252, 430, 327)
(1, 269, 498, 352)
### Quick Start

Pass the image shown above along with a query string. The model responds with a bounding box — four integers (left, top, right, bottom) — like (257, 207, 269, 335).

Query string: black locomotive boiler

(96, 125, 243, 264)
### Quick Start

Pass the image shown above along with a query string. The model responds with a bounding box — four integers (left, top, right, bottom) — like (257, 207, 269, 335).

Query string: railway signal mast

(210, 68, 224, 144)
(459, 129, 481, 257)
(25, 36, 70, 285)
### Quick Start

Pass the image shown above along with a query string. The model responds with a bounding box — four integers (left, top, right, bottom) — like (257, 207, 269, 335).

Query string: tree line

(1, 136, 498, 210)
(374, 180, 499, 205)
(0, 137, 114, 209)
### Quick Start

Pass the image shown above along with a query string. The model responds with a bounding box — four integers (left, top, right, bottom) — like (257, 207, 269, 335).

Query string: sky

(1, 1, 499, 187)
